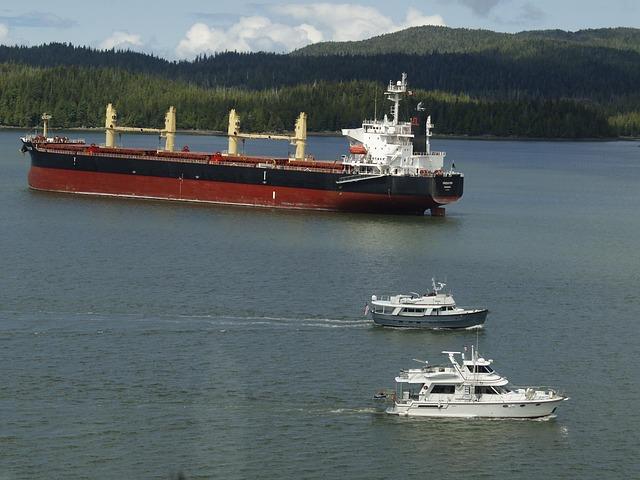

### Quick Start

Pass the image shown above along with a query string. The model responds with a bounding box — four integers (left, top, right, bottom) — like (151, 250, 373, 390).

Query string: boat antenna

(374, 87, 378, 121)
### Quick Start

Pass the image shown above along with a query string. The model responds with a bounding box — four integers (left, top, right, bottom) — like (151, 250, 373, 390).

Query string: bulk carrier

(21, 74, 463, 215)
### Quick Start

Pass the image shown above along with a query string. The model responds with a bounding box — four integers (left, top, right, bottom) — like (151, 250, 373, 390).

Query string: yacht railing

(510, 386, 563, 395)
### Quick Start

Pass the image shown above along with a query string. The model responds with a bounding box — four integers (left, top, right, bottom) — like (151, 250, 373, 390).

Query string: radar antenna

(431, 278, 446, 293)
(385, 72, 408, 125)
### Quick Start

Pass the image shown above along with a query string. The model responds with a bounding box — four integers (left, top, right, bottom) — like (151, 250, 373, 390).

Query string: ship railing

(510, 385, 561, 393)
(387, 84, 406, 93)
(41, 147, 92, 156)
(217, 161, 343, 174)
(336, 173, 385, 184)
(413, 151, 446, 156)
(508, 386, 565, 399)
(41, 146, 348, 174)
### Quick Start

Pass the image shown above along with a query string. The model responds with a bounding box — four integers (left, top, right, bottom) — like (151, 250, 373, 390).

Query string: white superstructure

(342, 73, 447, 176)
(385, 347, 568, 418)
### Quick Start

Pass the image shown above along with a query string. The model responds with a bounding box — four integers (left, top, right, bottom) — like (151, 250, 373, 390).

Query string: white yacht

(369, 279, 487, 328)
(383, 347, 568, 418)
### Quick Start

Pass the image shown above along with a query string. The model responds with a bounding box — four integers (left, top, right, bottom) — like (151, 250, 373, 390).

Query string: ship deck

(32, 142, 449, 179)
(34, 143, 351, 175)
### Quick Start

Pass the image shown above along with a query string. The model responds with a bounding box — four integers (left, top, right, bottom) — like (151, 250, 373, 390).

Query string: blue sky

(0, 0, 638, 59)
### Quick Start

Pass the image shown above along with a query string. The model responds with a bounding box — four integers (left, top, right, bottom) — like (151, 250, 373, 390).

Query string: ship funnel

(411, 105, 427, 154)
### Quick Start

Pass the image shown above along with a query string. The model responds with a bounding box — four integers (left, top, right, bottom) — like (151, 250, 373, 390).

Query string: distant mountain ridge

(1, 26, 640, 137)
(293, 26, 640, 56)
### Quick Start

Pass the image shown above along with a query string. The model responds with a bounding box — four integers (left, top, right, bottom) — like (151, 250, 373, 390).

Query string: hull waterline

(371, 309, 488, 328)
(387, 397, 566, 418)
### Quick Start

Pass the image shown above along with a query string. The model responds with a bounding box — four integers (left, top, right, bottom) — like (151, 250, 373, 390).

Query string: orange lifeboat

(349, 144, 367, 155)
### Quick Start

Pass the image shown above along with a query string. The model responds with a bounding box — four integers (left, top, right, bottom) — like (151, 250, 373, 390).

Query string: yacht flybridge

(383, 347, 568, 418)
(342, 73, 451, 177)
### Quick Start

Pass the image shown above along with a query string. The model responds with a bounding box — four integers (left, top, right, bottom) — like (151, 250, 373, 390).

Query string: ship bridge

(341, 74, 447, 176)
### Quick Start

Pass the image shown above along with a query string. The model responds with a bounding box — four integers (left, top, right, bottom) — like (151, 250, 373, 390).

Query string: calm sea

(1, 130, 639, 479)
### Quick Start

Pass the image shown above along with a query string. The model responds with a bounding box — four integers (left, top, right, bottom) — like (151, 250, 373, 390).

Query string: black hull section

(371, 309, 488, 329)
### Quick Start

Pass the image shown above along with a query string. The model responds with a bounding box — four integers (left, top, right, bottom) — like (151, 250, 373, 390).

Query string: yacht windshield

(467, 365, 494, 373)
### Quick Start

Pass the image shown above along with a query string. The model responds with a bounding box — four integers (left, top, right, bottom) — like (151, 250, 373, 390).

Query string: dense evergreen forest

(1, 26, 639, 137)
(294, 26, 640, 56)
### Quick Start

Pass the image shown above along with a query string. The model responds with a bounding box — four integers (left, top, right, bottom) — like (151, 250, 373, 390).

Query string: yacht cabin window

(430, 385, 455, 394)
(398, 383, 426, 399)
(474, 386, 501, 395)
(401, 308, 425, 313)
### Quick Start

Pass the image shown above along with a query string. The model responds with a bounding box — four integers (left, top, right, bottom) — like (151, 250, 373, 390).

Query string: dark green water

(1, 130, 639, 479)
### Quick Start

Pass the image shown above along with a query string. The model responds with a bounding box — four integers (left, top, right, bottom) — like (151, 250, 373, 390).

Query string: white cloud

(0, 23, 9, 44)
(402, 7, 446, 29)
(100, 31, 144, 51)
(175, 4, 444, 58)
(281, 3, 444, 42)
(176, 16, 322, 58)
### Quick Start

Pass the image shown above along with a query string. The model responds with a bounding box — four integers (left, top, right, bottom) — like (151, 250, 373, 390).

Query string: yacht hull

(371, 309, 487, 328)
(387, 398, 565, 418)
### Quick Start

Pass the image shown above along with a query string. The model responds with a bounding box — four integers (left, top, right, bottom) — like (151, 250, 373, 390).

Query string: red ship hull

(28, 166, 453, 214)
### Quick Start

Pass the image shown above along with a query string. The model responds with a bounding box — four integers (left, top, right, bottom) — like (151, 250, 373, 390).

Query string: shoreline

(2, 125, 638, 142)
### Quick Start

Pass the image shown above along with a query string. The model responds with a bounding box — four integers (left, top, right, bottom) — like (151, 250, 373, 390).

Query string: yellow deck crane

(105, 103, 176, 152)
(227, 109, 307, 161)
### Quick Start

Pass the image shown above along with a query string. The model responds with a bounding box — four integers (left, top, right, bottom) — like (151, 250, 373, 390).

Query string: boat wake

(208, 315, 371, 329)
(464, 324, 485, 330)
(0, 310, 372, 331)
(327, 407, 381, 415)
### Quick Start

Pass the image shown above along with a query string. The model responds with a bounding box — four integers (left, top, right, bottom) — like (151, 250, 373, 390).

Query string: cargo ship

(21, 74, 463, 215)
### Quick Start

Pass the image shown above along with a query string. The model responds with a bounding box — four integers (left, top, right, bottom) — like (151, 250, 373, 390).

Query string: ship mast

(385, 72, 408, 125)
(425, 115, 433, 155)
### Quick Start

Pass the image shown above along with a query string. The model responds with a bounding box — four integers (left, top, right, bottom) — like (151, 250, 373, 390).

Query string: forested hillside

(0, 64, 613, 137)
(293, 26, 640, 56)
(1, 26, 639, 137)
